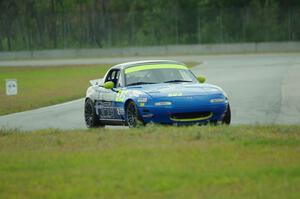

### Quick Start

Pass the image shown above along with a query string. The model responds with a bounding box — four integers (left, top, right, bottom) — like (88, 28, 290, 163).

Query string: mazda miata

(85, 60, 230, 128)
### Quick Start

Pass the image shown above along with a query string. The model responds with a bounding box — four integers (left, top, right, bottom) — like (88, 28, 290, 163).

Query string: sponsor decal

(140, 103, 145, 107)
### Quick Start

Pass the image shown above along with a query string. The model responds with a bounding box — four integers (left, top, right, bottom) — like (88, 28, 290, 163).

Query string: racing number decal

(116, 90, 127, 102)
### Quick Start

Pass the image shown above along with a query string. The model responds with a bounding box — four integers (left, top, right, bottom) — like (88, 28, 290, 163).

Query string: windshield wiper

(164, 80, 192, 83)
(127, 82, 156, 86)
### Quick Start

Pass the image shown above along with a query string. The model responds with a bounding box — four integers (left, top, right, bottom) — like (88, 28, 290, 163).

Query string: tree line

(0, 0, 299, 51)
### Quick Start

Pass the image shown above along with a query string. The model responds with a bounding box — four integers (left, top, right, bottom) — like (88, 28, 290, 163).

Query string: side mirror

(103, 81, 114, 89)
(197, 76, 206, 83)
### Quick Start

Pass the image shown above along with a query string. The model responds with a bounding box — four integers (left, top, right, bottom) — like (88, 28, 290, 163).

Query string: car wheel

(84, 99, 104, 128)
(126, 101, 144, 128)
(222, 104, 231, 125)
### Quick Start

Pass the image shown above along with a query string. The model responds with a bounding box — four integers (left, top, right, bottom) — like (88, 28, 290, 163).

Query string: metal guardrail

(0, 42, 299, 61)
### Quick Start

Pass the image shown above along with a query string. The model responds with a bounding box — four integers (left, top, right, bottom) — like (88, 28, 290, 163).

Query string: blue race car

(85, 60, 230, 128)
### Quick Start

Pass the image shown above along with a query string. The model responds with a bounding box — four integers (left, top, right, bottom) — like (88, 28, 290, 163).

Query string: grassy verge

(0, 125, 299, 199)
(0, 62, 198, 115)
(0, 64, 112, 115)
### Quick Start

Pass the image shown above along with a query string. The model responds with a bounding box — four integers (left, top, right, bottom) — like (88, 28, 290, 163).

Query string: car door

(97, 69, 122, 120)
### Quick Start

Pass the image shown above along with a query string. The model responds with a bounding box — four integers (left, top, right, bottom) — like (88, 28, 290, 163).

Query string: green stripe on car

(125, 64, 188, 74)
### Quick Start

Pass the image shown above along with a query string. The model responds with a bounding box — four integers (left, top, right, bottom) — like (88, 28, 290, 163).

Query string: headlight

(154, 101, 172, 106)
(210, 98, 225, 103)
(137, 97, 148, 103)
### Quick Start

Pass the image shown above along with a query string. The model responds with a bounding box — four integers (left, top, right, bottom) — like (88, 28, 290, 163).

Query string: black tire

(222, 104, 231, 125)
(125, 101, 144, 128)
(84, 99, 104, 128)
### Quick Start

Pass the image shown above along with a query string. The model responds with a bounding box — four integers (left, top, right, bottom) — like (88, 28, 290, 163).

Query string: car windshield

(125, 66, 198, 86)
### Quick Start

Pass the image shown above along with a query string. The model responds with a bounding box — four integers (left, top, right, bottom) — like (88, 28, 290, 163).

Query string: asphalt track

(0, 53, 300, 130)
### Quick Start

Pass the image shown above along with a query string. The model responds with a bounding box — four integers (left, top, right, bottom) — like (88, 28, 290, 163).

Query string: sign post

(6, 79, 18, 96)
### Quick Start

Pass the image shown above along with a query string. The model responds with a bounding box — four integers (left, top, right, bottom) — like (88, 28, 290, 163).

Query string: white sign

(6, 79, 18, 96)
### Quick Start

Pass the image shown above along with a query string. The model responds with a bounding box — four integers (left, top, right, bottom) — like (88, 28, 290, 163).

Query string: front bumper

(137, 102, 228, 125)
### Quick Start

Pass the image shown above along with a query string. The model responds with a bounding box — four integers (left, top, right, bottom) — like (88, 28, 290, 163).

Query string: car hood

(126, 83, 224, 98)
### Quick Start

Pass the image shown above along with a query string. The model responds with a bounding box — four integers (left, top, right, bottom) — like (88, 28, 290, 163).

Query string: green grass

(0, 125, 300, 199)
(0, 62, 198, 115)
(0, 64, 112, 115)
